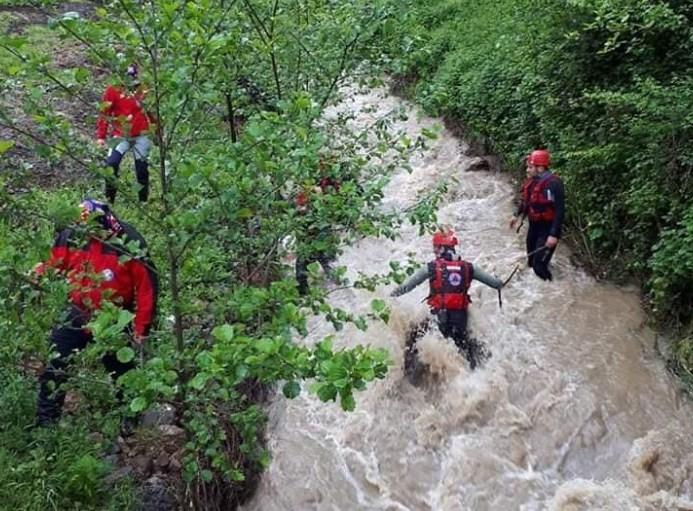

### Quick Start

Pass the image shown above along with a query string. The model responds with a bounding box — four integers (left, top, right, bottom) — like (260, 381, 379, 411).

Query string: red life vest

(524, 173, 558, 223)
(96, 85, 152, 139)
(427, 258, 473, 311)
(519, 177, 533, 215)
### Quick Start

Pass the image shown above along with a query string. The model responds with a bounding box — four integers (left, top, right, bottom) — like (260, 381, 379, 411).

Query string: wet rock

(464, 157, 490, 172)
(139, 476, 177, 511)
(103, 454, 119, 467)
(154, 453, 170, 470)
(141, 404, 177, 427)
(158, 425, 185, 438)
(169, 451, 183, 471)
(105, 465, 133, 486)
(132, 454, 154, 478)
(108, 440, 122, 455)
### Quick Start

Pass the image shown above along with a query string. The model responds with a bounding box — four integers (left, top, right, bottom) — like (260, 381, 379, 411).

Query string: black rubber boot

(105, 150, 123, 204)
(35, 362, 68, 426)
(134, 159, 149, 202)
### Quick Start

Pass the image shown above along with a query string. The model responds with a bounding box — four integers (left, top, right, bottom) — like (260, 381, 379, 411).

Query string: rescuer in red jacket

(509, 149, 565, 281)
(34, 199, 158, 426)
(390, 230, 503, 369)
(96, 64, 156, 203)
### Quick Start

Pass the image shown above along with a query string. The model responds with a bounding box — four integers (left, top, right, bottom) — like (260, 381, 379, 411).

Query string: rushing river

(242, 89, 693, 511)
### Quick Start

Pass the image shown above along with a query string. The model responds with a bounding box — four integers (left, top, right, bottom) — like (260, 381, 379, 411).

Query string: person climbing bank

(390, 230, 503, 369)
(33, 199, 158, 427)
(96, 64, 157, 203)
(509, 149, 565, 281)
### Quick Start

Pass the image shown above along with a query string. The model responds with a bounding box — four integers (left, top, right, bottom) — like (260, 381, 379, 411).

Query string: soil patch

(1, 1, 104, 191)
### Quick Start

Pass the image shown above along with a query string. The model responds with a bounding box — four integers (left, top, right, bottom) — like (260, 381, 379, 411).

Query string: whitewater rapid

(242, 89, 693, 511)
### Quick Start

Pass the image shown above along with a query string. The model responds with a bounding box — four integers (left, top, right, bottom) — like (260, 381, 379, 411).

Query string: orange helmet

(527, 149, 550, 167)
(432, 230, 458, 248)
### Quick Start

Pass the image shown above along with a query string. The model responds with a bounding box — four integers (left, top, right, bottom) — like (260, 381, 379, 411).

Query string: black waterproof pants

(36, 307, 134, 425)
(436, 309, 478, 369)
(104, 149, 149, 203)
(527, 221, 556, 281)
(295, 253, 335, 296)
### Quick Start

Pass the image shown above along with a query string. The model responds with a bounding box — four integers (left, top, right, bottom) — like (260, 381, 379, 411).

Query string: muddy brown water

(241, 90, 693, 511)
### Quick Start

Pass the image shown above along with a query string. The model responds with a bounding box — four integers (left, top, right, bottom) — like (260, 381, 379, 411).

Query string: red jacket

(96, 85, 153, 140)
(38, 226, 158, 338)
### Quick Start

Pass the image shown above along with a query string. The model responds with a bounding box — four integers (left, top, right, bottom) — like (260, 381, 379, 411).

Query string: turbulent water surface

(241, 89, 693, 511)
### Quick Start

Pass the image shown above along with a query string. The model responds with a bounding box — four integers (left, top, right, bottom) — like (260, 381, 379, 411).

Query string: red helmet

(432, 231, 458, 248)
(527, 149, 550, 167)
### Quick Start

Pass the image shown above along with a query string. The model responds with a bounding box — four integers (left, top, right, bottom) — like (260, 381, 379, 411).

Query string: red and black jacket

(96, 85, 154, 140)
(37, 224, 158, 338)
(427, 258, 473, 311)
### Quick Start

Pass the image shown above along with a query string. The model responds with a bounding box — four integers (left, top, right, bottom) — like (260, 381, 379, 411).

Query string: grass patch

(0, 370, 138, 511)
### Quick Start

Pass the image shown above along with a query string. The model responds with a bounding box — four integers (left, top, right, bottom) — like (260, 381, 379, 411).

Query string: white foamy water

(241, 89, 693, 511)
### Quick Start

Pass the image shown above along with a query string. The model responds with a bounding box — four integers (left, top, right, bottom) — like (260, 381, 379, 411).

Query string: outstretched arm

(390, 266, 428, 297)
(34, 229, 74, 275)
(472, 266, 503, 290)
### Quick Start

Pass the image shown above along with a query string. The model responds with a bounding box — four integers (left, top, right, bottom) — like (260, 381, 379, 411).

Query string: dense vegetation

(380, 0, 693, 381)
(0, 0, 438, 508)
(3, 0, 693, 508)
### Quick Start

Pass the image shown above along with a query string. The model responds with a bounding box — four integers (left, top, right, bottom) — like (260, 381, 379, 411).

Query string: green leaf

(3, 36, 27, 49)
(190, 372, 210, 390)
(316, 383, 337, 402)
(212, 324, 234, 342)
(0, 140, 14, 155)
(340, 390, 356, 411)
(130, 397, 147, 413)
(236, 208, 253, 219)
(116, 346, 135, 363)
(255, 338, 275, 353)
(235, 364, 249, 379)
(115, 309, 135, 330)
(354, 317, 368, 331)
(421, 127, 438, 140)
(74, 67, 90, 84)
(282, 381, 301, 399)
(371, 298, 386, 313)
(201, 469, 214, 482)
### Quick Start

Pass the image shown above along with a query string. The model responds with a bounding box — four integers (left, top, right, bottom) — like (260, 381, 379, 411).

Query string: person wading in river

(390, 230, 503, 371)
(509, 149, 565, 281)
